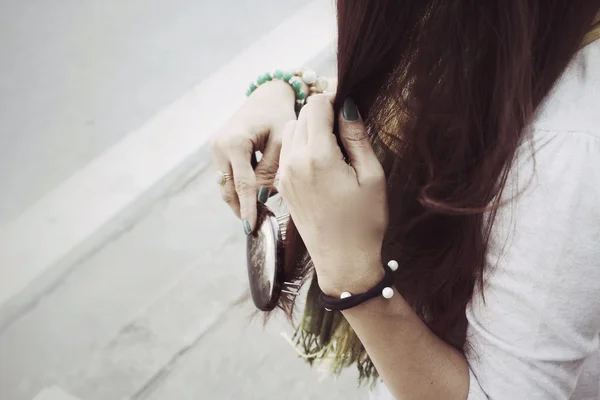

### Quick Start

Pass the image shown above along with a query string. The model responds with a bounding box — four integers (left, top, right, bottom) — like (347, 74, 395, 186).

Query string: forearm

(320, 262, 470, 400)
(285, 90, 467, 397)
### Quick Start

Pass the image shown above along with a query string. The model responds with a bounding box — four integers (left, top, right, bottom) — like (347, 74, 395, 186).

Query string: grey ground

(0, 148, 366, 400)
(0, 0, 305, 225)
(0, 1, 366, 399)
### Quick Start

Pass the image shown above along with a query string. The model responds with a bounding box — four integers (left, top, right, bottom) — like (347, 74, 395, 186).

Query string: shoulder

(533, 40, 600, 134)
(460, 40, 600, 400)
(512, 36, 600, 214)
(464, 128, 600, 400)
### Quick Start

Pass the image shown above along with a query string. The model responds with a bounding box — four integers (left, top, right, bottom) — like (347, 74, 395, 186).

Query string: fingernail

(243, 220, 252, 235)
(257, 186, 270, 204)
(342, 97, 359, 121)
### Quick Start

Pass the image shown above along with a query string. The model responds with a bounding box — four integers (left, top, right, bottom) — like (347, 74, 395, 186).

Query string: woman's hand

(278, 95, 388, 295)
(210, 80, 307, 234)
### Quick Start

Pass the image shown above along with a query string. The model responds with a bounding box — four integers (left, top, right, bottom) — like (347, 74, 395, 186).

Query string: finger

(280, 120, 297, 166)
(220, 170, 240, 217)
(210, 143, 241, 217)
(339, 97, 379, 181)
(305, 94, 338, 151)
(230, 151, 258, 235)
(254, 134, 281, 203)
(294, 105, 308, 147)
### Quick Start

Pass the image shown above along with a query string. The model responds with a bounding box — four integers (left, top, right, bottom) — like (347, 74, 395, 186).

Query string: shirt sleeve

(465, 130, 600, 399)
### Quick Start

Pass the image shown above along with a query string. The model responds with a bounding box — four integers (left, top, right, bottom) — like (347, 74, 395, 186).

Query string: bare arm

(281, 94, 470, 399)
(321, 265, 470, 400)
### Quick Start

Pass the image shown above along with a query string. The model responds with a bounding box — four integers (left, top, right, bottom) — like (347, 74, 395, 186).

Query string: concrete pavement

(0, 0, 305, 225)
(0, 1, 367, 398)
(0, 145, 367, 400)
(0, 0, 337, 318)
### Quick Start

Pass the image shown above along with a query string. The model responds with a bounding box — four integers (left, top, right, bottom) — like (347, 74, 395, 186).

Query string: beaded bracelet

(319, 260, 399, 311)
(246, 68, 329, 114)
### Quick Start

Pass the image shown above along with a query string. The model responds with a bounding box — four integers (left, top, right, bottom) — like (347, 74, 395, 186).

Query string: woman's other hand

(278, 95, 388, 295)
(210, 79, 306, 234)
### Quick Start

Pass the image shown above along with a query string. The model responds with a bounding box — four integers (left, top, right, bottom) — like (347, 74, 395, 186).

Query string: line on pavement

(32, 386, 82, 400)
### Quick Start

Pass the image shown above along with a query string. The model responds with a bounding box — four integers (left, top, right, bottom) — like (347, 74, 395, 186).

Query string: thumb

(339, 97, 377, 175)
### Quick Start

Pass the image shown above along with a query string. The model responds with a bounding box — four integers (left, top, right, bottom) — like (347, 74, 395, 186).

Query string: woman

(211, 1, 600, 398)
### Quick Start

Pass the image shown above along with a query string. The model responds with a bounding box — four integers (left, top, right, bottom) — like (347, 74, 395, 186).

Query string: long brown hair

(279, 0, 600, 350)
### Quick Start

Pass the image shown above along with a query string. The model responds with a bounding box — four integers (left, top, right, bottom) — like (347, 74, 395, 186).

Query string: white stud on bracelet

(340, 291, 352, 299)
(387, 260, 399, 271)
(382, 287, 394, 299)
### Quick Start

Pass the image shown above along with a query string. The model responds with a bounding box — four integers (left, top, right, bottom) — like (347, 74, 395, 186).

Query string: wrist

(252, 80, 296, 103)
(251, 78, 310, 108)
(316, 258, 385, 297)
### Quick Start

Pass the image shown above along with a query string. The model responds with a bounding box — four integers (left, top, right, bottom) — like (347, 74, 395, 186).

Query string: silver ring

(216, 171, 232, 187)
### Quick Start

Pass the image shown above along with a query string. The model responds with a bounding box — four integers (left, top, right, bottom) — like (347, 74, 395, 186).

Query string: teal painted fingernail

(243, 220, 252, 235)
(257, 186, 270, 204)
(343, 97, 359, 121)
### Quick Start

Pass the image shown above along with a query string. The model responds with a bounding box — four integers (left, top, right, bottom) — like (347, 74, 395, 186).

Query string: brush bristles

(277, 213, 290, 241)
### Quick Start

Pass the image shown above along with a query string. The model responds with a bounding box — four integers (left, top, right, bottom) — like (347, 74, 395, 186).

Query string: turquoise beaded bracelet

(246, 68, 328, 114)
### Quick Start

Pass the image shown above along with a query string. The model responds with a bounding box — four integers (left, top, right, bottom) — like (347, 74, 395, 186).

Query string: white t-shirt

(372, 40, 600, 399)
